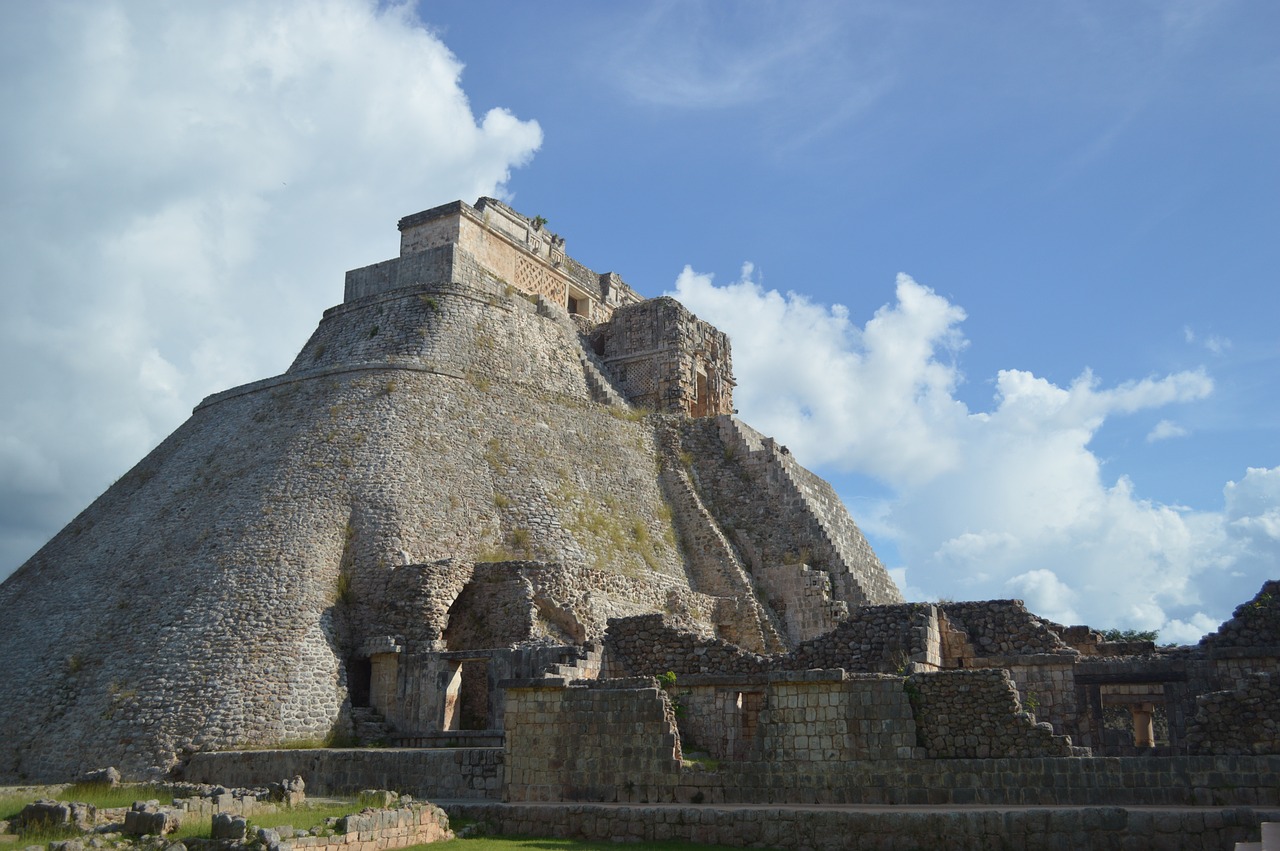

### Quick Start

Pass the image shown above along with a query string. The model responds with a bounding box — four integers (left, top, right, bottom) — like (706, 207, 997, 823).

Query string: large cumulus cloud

(673, 264, 1271, 641)
(0, 0, 542, 576)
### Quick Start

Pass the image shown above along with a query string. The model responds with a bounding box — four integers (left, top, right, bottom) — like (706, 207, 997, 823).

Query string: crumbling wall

(603, 614, 766, 677)
(937, 600, 1076, 660)
(785, 604, 939, 672)
(907, 668, 1076, 758)
(1187, 672, 1280, 755)
(604, 608, 940, 680)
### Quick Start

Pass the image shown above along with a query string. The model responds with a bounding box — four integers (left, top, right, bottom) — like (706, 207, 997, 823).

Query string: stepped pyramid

(0, 198, 900, 782)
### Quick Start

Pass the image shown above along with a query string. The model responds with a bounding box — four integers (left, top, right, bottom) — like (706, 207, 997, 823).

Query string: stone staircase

(539, 642, 604, 681)
(715, 415, 901, 606)
(655, 421, 787, 654)
(351, 706, 395, 746)
(392, 730, 505, 748)
(533, 295, 630, 408)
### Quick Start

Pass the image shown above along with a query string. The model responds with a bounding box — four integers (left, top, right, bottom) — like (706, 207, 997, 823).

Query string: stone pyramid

(0, 198, 900, 781)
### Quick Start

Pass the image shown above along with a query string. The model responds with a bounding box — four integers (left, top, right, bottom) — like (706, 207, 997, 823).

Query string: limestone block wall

(498, 678, 1280, 807)
(602, 614, 768, 677)
(1201, 580, 1280, 651)
(757, 672, 918, 762)
(937, 600, 1077, 659)
(1003, 658, 1078, 738)
(756, 562, 849, 644)
(907, 668, 1076, 758)
(785, 604, 939, 672)
(603, 607, 942, 681)
(503, 679, 682, 802)
(670, 671, 918, 763)
(1187, 672, 1280, 755)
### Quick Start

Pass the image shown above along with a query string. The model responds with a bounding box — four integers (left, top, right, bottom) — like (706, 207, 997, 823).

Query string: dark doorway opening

(348, 657, 372, 708)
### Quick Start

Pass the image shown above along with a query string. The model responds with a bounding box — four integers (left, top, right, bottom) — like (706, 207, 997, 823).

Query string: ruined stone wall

(937, 599, 1075, 658)
(602, 614, 766, 677)
(1201, 580, 1280, 651)
(293, 803, 453, 851)
(503, 679, 682, 802)
(907, 669, 1076, 758)
(1187, 672, 1280, 755)
(184, 749, 501, 800)
(670, 671, 918, 763)
(1003, 658, 1078, 738)
(785, 604, 939, 672)
(603, 607, 942, 680)
(499, 679, 1280, 807)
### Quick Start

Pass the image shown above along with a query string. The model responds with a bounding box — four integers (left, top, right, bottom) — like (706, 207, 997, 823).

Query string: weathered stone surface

(122, 802, 179, 837)
(211, 813, 247, 840)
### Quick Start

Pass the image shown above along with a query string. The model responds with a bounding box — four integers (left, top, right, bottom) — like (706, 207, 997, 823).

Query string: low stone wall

(503, 679, 681, 803)
(446, 801, 1280, 851)
(663, 755, 1280, 807)
(183, 749, 502, 800)
(286, 803, 452, 851)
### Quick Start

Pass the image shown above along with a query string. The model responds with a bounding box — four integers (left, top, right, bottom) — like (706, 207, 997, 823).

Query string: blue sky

(1, 1, 1276, 640)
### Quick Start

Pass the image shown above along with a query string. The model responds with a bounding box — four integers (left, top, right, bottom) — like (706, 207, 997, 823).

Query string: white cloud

(672, 265, 1272, 640)
(1147, 419, 1189, 442)
(0, 0, 541, 576)
(1005, 569, 1079, 625)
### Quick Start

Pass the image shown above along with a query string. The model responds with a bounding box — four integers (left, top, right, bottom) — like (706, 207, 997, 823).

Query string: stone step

(392, 730, 505, 748)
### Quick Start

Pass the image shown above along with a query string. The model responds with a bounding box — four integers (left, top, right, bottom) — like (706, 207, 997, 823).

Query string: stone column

(1131, 702, 1155, 747)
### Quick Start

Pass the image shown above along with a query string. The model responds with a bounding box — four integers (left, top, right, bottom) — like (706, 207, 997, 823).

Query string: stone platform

(444, 801, 1280, 850)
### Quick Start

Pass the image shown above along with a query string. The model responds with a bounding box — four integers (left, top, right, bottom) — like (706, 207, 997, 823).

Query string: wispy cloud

(1147, 419, 1189, 442)
(600, 1, 897, 142)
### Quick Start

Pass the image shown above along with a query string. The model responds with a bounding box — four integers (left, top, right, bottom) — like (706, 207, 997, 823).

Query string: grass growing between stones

(171, 798, 365, 841)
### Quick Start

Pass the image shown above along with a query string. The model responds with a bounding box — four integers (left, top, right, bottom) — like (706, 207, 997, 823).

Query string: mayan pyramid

(0, 198, 900, 782)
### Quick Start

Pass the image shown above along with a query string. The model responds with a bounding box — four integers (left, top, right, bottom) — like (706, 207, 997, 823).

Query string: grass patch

(168, 799, 363, 842)
(59, 782, 177, 809)
(606, 405, 651, 422)
(252, 800, 362, 831)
